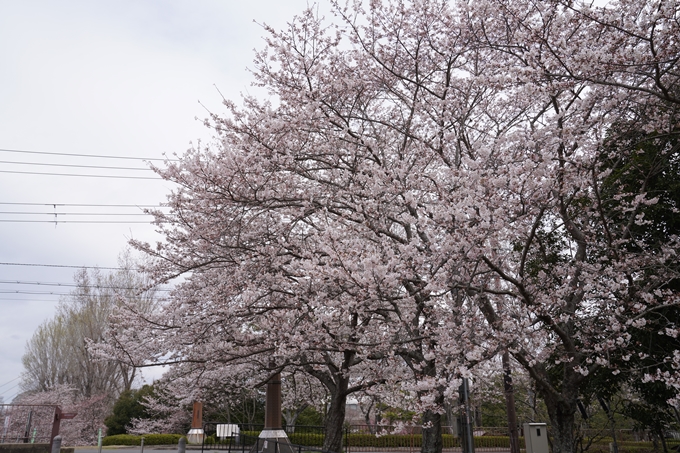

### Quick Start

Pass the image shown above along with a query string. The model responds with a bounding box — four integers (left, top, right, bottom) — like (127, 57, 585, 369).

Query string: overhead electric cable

(0, 262, 124, 270)
(0, 147, 178, 162)
(0, 290, 166, 296)
(0, 376, 20, 389)
(0, 202, 167, 208)
(0, 220, 153, 224)
(0, 290, 81, 296)
(0, 297, 67, 301)
(0, 160, 153, 171)
(0, 382, 21, 396)
(0, 170, 161, 180)
(0, 212, 150, 216)
(0, 280, 171, 292)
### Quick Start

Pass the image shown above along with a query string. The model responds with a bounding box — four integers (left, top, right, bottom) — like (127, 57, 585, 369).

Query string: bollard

(98, 428, 103, 453)
(178, 436, 187, 453)
(141, 436, 145, 453)
(51, 435, 62, 453)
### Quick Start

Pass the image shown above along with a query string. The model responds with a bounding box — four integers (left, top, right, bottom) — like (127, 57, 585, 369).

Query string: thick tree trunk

(421, 409, 443, 453)
(544, 394, 577, 453)
(420, 371, 444, 453)
(323, 390, 347, 453)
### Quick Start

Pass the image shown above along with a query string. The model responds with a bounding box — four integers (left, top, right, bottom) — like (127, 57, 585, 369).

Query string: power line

(0, 376, 20, 389)
(0, 202, 168, 208)
(0, 147, 178, 162)
(0, 160, 154, 171)
(0, 297, 66, 301)
(0, 212, 151, 216)
(0, 290, 80, 296)
(0, 220, 153, 224)
(0, 382, 21, 397)
(0, 169, 161, 180)
(0, 290, 166, 296)
(0, 280, 171, 292)
(0, 262, 124, 270)
(0, 290, 168, 296)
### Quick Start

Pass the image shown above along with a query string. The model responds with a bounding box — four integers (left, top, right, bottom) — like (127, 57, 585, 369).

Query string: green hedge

(585, 440, 680, 453)
(102, 434, 185, 446)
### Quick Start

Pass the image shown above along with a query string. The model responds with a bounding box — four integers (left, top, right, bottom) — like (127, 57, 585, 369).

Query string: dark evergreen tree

(105, 385, 155, 435)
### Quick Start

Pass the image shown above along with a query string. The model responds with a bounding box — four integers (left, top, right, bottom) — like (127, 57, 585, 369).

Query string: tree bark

(282, 405, 307, 434)
(420, 363, 444, 453)
(543, 392, 577, 453)
(323, 388, 348, 453)
(422, 409, 443, 453)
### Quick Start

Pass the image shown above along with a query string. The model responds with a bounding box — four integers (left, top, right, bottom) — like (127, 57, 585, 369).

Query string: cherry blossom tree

(102, 245, 403, 451)
(104, 2, 680, 453)
(14, 385, 109, 446)
(452, 1, 680, 451)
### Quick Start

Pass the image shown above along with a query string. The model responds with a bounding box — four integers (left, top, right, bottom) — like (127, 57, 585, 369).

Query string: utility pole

(503, 352, 520, 453)
(460, 378, 475, 453)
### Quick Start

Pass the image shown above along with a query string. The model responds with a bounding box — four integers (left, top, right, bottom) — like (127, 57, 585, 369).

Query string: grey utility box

(524, 423, 549, 453)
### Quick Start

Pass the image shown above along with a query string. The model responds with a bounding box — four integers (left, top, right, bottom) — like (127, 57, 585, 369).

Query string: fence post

(51, 435, 62, 453)
(178, 436, 187, 453)
(141, 436, 145, 453)
(23, 410, 33, 443)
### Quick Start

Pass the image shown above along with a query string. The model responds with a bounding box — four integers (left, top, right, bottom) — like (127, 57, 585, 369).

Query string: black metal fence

(201, 423, 333, 453)
(346, 425, 513, 452)
(201, 424, 516, 453)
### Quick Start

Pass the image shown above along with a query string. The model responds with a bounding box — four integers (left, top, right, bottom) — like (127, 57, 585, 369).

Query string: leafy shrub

(289, 433, 324, 447)
(143, 434, 185, 445)
(102, 434, 184, 446)
(102, 434, 139, 446)
(104, 385, 155, 436)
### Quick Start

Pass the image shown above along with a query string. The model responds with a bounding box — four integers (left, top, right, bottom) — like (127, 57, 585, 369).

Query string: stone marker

(186, 402, 204, 444)
(254, 373, 294, 453)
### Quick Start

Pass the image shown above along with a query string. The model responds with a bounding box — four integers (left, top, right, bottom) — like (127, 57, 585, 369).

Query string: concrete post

(264, 373, 282, 430)
(256, 373, 293, 453)
(191, 403, 203, 430)
(51, 435, 62, 453)
(187, 402, 204, 444)
(178, 436, 187, 453)
(50, 407, 62, 452)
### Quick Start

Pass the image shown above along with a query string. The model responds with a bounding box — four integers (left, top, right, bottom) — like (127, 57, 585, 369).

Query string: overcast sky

(0, 0, 325, 403)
